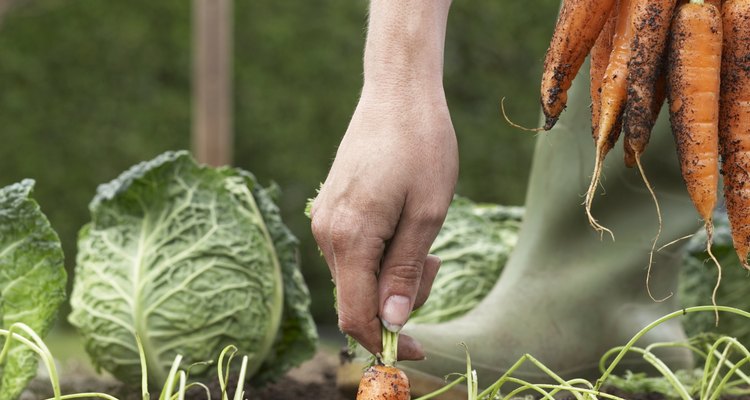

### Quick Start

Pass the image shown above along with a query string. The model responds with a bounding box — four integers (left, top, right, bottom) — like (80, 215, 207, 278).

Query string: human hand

(310, 85, 457, 360)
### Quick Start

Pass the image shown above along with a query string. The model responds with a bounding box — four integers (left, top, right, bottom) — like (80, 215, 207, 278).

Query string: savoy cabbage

(69, 151, 316, 385)
(409, 196, 522, 324)
(0, 180, 67, 400)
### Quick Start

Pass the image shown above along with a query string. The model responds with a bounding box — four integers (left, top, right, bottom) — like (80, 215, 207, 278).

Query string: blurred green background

(0, 0, 558, 324)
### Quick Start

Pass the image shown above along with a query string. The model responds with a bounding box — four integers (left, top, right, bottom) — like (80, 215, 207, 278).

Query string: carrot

(679, 0, 723, 8)
(719, 0, 750, 270)
(590, 2, 619, 143)
(667, 0, 721, 230)
(541, 0, 618, 130)
(356, 326, 410, 399)
(356, 365, 410, 400)
(668, 0, 722, 316)
(584, 0, 637, 237)
(624, 73, 667, 167)
(622, 0, 676, 167)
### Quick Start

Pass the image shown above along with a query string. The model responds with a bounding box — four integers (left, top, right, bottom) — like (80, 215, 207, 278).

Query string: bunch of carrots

(541, 0, 750, 269)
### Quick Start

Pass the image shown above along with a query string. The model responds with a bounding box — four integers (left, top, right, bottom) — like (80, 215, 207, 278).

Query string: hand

(310, 86, 458, 360)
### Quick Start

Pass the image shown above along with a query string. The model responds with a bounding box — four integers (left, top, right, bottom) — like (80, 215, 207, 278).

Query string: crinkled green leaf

(69, 151, 314, 385)
(248, 175, 317, 383)
(0, 179, 67, 400)
(410, 195, 523, 324)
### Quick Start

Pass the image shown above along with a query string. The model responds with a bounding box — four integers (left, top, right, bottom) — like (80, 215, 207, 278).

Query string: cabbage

(0, 180, 67, 400)
(679, 211, 750, 344)
(69, 151, 316, 385)
(409, 196, 522, 324)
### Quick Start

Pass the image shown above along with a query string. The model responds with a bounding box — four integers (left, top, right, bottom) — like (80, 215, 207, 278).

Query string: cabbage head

(409, 196, 522, 324)
(679, 211, 750, 344)
(69, 151, 316, 385)
(0, 180, 67, 400)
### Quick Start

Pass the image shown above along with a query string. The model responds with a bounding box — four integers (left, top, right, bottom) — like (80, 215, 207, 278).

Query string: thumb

(378, 207, 445, 332)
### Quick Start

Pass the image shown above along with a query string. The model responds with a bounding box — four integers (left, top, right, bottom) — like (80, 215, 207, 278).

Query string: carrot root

(356, 365, 410, 400)
(705, 222, 722, 326)
(584, 145, 615, 240)
(500, 98, 546, 133)
(636, 153, 671, 302)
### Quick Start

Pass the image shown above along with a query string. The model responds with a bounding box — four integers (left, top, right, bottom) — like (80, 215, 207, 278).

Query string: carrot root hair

(657, 233, 695, 252)
(500, 98, 546, 133)
(704, 221, 721, 326)
(636, 153, 671, 303)
(584, 144, 615, 240)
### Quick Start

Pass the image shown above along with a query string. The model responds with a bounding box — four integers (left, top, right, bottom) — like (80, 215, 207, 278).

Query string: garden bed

(21, 350, 347, 400)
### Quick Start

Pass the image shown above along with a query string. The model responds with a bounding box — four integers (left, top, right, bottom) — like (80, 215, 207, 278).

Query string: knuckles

(381, 261, 423, 287)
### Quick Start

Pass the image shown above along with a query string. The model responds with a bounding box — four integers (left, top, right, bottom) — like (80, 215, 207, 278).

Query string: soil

(20, 350, 750, 400)
(21, 350, 348, 400)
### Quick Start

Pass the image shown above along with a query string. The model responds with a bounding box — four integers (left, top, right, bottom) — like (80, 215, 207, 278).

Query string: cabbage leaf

(0, 180, 67, 400)
(69, 151, 316, 385)
(410, 196, 522, 324)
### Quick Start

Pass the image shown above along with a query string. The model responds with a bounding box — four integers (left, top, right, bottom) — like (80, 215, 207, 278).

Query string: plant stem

(596, 306, 750, 390)
(413, 376, 466, 400)
(381, 325, 398, 366)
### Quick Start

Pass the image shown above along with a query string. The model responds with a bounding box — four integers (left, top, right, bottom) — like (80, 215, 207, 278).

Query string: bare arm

(311, 0, 456, 359)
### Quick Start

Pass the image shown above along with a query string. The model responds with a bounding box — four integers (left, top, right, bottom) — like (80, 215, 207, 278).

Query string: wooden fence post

(192, 0, 233, 166)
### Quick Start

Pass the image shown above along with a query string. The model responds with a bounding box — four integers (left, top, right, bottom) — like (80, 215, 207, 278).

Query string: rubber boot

(399, 62, 702, 395)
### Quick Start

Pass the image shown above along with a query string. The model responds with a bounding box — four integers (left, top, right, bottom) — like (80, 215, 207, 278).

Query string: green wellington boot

(397, 64, 704, 396)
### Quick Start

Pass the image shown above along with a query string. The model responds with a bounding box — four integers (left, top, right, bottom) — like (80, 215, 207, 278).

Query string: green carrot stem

(381, 325, 398, 366)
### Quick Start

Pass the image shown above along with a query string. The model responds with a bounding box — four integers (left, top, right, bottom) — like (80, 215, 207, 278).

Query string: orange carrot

(356, 365, 410, 400)
(541, 0, 618, 130)
(584, 0, 637, 236)
(667, 1, 721, 230)
(591, 2, 619, 142)
(624, 73, 667, 167)
(622, 0, 676, 167)
(719, 0, 750, 269)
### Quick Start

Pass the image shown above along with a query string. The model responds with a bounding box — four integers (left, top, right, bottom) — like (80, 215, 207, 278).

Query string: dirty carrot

(584, 0, 637, 237)
(590, 1, 619, 143)
(541, 0, 618, 130)
(622, 0, 676, 167)
(667, 0, 721, 230)
(356, 327, 410, 400)
(668, 0, 722, 318)
(356, 365, 410, 400)
(719, 0, 750, 270)
(624, 73, 667, 167)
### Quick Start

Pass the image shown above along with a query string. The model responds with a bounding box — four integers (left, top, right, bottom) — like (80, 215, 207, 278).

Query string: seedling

(414, 306, 750, 400)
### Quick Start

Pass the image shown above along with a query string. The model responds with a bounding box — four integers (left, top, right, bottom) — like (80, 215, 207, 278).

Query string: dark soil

(21, 351, 750, 400)
(21, 350, 347, 400)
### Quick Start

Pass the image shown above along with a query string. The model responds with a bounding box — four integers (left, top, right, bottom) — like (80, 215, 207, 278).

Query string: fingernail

(381, 295, 410, 332)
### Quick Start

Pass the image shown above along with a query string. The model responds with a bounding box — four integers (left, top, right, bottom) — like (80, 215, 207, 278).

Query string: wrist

(362, 0, 451, 92)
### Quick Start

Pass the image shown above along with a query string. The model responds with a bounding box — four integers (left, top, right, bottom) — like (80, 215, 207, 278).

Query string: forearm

(363, 0, 452, 97)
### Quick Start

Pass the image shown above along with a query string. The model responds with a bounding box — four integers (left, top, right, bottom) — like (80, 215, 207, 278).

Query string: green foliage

(411, 196, 523, 324)
(68, 151, 316, 385)
(0, 180, 67, 400)
(606, 370, 704, 400)
(0, 0, 560, 322)
(679, 211, 750, 345)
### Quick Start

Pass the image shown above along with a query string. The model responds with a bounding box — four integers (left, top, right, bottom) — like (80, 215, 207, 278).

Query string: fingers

(379, 203, 447, 332)
(414, 255, 440, 310)
(397, 334, 426, 361)
(311, 205, 390, 355)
